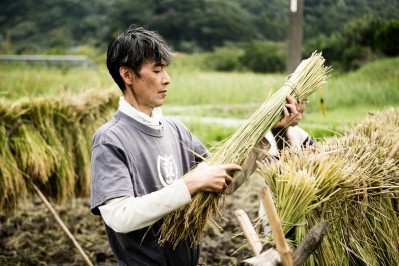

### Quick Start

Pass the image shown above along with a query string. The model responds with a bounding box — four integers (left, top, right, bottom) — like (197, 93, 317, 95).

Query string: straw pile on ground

(159, 52, 331, 247)
(258, 108, 399, 265)
(0, 89, 118, 212)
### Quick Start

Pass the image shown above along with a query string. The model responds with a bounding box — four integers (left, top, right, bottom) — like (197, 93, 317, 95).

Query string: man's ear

(119, 66, 134, 85)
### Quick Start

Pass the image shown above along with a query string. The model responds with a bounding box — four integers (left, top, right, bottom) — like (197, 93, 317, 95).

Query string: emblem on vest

(157, 154, 179, 186)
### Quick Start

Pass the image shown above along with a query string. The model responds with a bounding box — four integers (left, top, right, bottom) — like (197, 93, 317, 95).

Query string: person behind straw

(279, 98, 314, 151)
(260, 99, 315, 235)
(264, 98, 314, 160)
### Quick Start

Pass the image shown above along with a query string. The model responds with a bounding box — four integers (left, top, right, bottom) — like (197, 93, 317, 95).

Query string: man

(90, 26, 298, 265)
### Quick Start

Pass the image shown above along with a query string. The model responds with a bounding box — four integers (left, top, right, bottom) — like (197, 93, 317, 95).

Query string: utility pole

(287, 0, 304, 74)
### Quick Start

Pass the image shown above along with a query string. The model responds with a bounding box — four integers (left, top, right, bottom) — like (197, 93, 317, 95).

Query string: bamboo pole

(32, 184, 94, 266)
(235, 209, 263, 255)
(259, 186, 293, 266)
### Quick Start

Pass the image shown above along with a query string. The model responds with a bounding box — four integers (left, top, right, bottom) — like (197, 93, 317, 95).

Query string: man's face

(127, 60, 171, 114)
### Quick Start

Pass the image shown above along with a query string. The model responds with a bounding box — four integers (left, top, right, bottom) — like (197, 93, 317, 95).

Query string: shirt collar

(118, 96, 163, 128)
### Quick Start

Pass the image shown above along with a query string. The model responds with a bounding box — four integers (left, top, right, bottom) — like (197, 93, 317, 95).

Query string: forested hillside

(1, 0, 398, 54)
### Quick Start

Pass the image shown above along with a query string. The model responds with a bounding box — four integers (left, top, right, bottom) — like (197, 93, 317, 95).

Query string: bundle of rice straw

(158, 51, 331, 247)
(0, 89, 118, 212)
(258, 108, 399, 265)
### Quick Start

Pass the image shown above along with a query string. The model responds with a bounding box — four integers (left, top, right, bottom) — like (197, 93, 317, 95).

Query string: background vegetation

(2, 55, 398, 148)
(1, 0, 399, 72)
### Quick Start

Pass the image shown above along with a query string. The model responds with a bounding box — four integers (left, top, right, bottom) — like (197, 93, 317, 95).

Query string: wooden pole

(287, 0, 304, 74)
(32, 184, 94, 266)
(235, 209, 263, 255)
(259, 186, 293, 266)
(292, 221, 329, 265)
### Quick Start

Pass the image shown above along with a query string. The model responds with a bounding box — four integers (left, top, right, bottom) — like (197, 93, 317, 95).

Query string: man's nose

(162, 70, 171, 85)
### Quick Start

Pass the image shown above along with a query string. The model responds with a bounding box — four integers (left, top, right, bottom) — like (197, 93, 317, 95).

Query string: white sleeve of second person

(265, 131, 279, 157)
(98, 179, 191, 233)
(292, 126, 310, 146)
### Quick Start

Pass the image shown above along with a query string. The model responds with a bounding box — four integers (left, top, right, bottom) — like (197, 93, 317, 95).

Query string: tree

(375, 19, 399, 56)
(152, 0, 256, 51)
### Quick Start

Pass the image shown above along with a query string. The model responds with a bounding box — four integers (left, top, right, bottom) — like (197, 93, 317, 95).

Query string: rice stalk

(0, 101, 27, 212)
(10, 123, 58, 182)
(159, 51, 331, 247)
(0, 131, 26, 212)
(24, 100, 74, 201)
(364, 197, 399, 263)
(73, 127, 92, 196)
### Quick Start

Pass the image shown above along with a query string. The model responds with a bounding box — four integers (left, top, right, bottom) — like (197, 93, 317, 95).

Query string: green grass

(165, 71, 284, 105)
(0, 63, 115, 99)
(1, 56, 398, 146)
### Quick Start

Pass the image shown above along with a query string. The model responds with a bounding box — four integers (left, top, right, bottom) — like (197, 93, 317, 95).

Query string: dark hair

(106, 26, 174, 92)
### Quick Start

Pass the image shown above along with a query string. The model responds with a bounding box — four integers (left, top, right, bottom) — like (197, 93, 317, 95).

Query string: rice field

(0, 55, 398, 264)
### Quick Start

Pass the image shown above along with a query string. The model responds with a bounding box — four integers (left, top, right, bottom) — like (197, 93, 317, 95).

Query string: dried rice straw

(258, 107, 399, 265)
(158, 51, 331, 248)
(0, 89, 118, 211)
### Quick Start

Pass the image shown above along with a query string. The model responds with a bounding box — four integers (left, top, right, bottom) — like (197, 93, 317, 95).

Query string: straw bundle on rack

(258, 107, 399, 265)
(158, 52, 331, 248)
(0, 89, 118, 212)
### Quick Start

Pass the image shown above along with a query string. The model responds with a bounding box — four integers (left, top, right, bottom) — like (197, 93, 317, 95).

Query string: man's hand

(273, 95, 299, 129)
(183, 163, 242, 195)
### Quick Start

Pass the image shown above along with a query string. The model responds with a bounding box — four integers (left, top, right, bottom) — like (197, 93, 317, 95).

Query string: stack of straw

(258, 108, 399, 265)
(0, 89, 118, 212)
(158, 51, 331, 247)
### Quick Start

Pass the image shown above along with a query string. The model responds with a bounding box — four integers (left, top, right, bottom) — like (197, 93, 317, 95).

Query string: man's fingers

(225, 174, 233, 185)
(285, 95, 299, 115)
(285, 103, 299, 115)
(282, 106, 289, 117)
(220, 163, 242, 172)
(286, 95, 297, 105)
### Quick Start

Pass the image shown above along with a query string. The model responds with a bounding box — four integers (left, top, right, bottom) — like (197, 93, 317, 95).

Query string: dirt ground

(0, 177, 265, 266)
